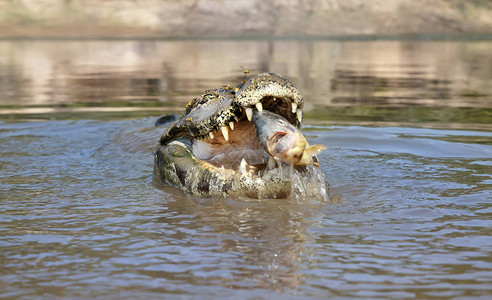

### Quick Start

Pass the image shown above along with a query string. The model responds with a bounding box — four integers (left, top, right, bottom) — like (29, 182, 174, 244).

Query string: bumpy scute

(235, 73, 303, 109)
(159, 88, 239, 145)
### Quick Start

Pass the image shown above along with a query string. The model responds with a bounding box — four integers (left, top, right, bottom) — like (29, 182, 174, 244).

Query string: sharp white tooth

(273, 97, 277, 101)
(209, 131, 214, 139)
(297, 109, 303, 123)
(234, 116, 239, 122)
(291, 102, 297, 113)
(221, 126, 229, 141)
(267, 156, 276, 170)
(245, 107, 253, 121)
(239, 158, 247, 174)
(229, 121, 234, 130)
(256, 102, 263, 112)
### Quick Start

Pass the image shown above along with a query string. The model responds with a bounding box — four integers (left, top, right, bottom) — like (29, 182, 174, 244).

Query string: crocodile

(154, 73, 327, 199)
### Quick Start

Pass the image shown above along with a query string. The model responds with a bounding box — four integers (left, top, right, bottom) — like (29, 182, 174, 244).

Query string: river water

(1, 39, 491, 299)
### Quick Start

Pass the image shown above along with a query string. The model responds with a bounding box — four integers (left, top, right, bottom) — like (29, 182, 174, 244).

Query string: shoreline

(1, 31, 491, 41)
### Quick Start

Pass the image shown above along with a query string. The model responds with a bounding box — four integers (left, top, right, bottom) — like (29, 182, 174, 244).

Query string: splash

(273, 157, 329, 202)
(274, 157, 294, 181)
(290, 165, 329, 203)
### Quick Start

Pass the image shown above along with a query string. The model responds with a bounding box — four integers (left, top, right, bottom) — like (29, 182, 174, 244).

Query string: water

(1, 39, 491, 298)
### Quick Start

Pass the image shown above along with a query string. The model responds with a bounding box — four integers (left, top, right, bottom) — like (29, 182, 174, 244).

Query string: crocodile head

(154, 73, 327, 198)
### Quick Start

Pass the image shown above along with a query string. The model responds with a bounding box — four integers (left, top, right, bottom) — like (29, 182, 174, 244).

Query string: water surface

(0, 39, 491, 299)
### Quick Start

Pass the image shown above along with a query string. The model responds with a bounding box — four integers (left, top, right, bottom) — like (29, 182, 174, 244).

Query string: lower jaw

(154, 141, 291, 198)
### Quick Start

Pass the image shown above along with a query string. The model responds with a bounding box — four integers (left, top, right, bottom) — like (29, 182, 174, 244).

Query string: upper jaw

(194, 72, 305, 142)
(159, 73, 304, 145)
(234, 72, 304, 125)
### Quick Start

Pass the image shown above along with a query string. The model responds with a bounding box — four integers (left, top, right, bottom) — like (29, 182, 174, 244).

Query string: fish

(252, 110, 327, 166)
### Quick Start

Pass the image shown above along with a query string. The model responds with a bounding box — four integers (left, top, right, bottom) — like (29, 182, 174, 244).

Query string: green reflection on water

(1, 104, 491, 130)
(306, 106, 492, 125)
(0, 110, 172, 122)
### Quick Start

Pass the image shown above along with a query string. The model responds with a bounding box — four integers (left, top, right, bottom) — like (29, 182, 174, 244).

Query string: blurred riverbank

(1, 0, 491, 39)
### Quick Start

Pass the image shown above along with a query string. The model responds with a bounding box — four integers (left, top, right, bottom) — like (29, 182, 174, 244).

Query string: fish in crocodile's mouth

(154, 73, 327, 198)
(191, 99, 326, 172)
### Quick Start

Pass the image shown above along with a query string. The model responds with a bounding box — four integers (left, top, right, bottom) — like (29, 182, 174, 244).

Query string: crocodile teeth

(221, 126, 229, 141)
(291, 102, 297, 113)
(256, 102, 263, 112)
(267, 156, 276, 170)
(245, 107, 253, 121)
(229, 121, 234, 130)
(209, 131, 214, 139)
(297, 109, 303, 123)
(239, 158, 248, 174)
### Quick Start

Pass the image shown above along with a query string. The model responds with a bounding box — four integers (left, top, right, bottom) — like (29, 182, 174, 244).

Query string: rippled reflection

(0, 40, 490, 115)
